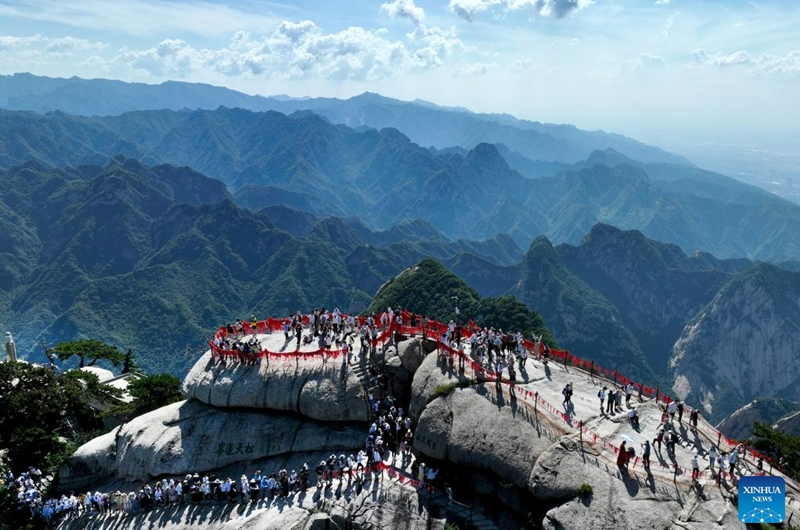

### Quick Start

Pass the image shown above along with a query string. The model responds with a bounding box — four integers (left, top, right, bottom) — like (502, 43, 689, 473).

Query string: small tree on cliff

(51, 339, 126, 368)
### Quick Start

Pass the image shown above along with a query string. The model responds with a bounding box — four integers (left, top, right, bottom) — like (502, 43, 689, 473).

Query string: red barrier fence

(207, 311, 783, 475)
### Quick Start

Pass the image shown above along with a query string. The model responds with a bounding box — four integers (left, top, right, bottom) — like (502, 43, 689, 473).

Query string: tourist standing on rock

(667, 400, 677, 421)
(607, 387, 615, 414)
(728, 450, 737, 476)
(239, 475, 249, 502)
(690, 408, 699, 430)
(641, 440, 651, 469)
(677, 400, 685, 423)
(617, 441, 628, 468)
(708, 445, 717, 475)
(653, 426, 664, 453)
(598, 386, 607, 412)
(625, 383, 634, 405)
(691, 451, 700, 481)
(315, 461, 326, 487)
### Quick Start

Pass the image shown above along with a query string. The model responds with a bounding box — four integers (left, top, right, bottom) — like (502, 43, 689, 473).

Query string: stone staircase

(442, 500, 501, 530)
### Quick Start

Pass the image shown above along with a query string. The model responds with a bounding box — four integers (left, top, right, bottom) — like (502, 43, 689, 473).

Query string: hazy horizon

(0, 0, 798, 195)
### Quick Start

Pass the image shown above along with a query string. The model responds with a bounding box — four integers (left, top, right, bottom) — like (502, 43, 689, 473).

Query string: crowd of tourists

(10, 306, 774, 525)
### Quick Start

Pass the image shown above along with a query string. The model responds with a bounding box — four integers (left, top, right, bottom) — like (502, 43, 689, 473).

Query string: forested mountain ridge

(0, 158, 523, 375)
(1, 107, 800, 260)
(1, 156, 796, 419)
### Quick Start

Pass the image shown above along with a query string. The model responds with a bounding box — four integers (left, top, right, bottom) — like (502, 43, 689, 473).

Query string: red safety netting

(206, 311, 784, 474)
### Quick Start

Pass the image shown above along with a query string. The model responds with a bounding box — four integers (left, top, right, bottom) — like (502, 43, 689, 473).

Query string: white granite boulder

(182, 351, 370, 422)
(60, 399, 365, 484)
(414, 387, 554, 488)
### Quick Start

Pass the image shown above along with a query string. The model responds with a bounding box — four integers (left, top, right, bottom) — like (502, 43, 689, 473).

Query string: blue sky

(0, 0, 798, 151)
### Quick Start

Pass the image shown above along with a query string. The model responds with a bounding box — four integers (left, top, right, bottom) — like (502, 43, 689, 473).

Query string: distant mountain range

(0, 73, 687, 166)
(0, 106, 799, 260)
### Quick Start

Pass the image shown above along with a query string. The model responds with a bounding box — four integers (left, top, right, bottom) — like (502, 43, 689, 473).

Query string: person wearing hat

(248, 478, 259, 501)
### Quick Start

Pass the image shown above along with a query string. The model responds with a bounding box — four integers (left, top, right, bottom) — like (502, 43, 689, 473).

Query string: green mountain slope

(508, 236, 654, 381)
(365, 258, 555, 346)
(0, 160, 526, 375)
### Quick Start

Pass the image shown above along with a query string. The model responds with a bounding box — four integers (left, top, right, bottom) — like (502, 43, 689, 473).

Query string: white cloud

(655, 0, 669, 5)
(447, 0, 502, 22)
(690, 49, 800, 78)
(381, 0, 425, 27)
(691, 49, 751, 67)
(0, 0, 279, 38)
(622, 53, 665, 72)
(662, 12, 678, 38)
(116, 21, 464, 81)
(456, 62, 492, 76)
(0, 34, 106, 55)
(448, 0, 594, 21)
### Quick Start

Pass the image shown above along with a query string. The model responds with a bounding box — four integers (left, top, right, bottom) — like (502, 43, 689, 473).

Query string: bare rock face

(60, 399, 365, 485)
(716, 398, 800, 440)
(182, 351, 370, 422)
(408, 350, 473, 421)
(774, 410, 800, 435)
(670, 264, 800, 419)
(57, 428, 120, 493)
(414, 388, 553, 489)
(397, 338, 436, 374)
(533, 436, 745, 530)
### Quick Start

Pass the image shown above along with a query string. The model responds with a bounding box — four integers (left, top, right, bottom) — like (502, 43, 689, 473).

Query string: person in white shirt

(691, 452, 700, 481)
(728, 450, 738, 475)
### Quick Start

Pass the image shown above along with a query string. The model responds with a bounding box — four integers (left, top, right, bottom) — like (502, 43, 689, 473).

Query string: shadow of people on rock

(617, 467, 640, 497)
(644, 467, 656, 493)
(544, 364, 552, 380)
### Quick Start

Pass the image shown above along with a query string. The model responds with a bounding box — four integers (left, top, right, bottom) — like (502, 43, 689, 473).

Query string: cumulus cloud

(690, 49, 800, 78)
(691, 49, 751, 67)
(655, 0, 669, 5)
(116, 20, 464, 81)
(447, 0, 502, 22)
(448, 0, 593, 22)
(381, 0, 425, 27)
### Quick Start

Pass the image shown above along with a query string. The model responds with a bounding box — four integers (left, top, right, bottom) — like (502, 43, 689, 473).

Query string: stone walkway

(223, 328, 800, 525)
